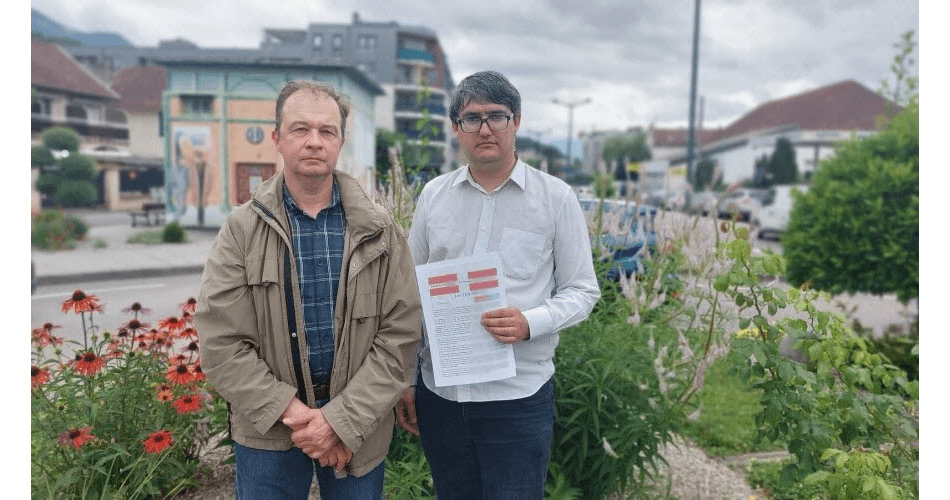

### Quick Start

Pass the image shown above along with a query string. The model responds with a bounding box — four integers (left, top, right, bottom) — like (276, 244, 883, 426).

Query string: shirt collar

(282, 177, 341, 216)
(453, 158, 527, 193)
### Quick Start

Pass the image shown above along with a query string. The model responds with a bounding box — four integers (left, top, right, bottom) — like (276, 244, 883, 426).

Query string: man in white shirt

(396, 70, 601, 499)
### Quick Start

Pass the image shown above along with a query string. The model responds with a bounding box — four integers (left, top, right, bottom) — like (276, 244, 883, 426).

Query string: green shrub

(60, 154, 97, 180)
(42, 126, 81, 152)
(550, 264, 679, 499)
(162, 222, 187, 243)
(747, 459, 824, 500)
(384, 429, 434, 500)
(31, 145, 55, 167)
(35, 170, 62, 196)
(31, 210, 89, 250)
(54, 180, 98, 207)
(782, 100, 918, 303)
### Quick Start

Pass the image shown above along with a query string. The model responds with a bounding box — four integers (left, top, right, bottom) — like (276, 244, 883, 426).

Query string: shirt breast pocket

(500, 227, 549, 281)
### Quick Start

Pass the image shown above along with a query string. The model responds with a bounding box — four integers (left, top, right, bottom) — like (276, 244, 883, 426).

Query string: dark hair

(275, 80, 351, 136)
(449, 71, 521, 123)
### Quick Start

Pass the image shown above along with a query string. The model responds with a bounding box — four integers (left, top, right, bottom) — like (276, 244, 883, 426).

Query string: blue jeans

(416, 378, 555, 500)
(233, 442, 385, 500)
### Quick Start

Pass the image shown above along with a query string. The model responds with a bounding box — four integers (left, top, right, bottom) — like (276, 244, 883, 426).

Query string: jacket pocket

(243, 256, 281, 362)
(500, 227, 549, 281)
(245, 256, 280, 286)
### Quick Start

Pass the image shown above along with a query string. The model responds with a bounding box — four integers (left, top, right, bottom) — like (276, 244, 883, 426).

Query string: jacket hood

(251, 170, 390, 242)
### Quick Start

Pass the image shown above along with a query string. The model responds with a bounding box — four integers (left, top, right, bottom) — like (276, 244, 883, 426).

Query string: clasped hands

(281, 398, 351, 472)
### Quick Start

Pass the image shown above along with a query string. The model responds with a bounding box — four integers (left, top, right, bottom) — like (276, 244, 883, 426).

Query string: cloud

(30, 0, 920, 138)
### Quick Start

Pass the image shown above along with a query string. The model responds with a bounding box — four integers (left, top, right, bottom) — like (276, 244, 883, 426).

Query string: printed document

(415, 253, 516, 387)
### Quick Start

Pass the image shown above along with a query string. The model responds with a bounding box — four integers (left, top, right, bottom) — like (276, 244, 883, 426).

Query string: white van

(754, 184, 808, 240)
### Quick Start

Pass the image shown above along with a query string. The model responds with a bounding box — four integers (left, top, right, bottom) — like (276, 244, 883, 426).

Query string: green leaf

(713, 274, 729, 292)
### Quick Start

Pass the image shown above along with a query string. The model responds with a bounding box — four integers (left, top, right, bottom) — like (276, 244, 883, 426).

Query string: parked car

(716, 188, 770, 222)
(578, 198, 658, 280)
(753, 184, 809, 240)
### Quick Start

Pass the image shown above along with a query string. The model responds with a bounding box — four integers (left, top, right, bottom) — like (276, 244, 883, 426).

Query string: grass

(679, 338, 786, 457)
(126, 230, 188, 245)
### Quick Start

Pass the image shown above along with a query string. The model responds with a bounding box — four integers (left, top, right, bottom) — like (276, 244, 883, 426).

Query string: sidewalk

(31, 210, 218, 286)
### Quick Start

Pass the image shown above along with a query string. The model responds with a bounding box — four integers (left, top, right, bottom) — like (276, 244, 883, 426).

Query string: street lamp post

(552, 97, 591, 171)
(194, 159, 207, 227)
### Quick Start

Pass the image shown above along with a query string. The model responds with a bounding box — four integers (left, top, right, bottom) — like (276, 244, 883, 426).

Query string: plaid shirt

(282, 181, 346, 386)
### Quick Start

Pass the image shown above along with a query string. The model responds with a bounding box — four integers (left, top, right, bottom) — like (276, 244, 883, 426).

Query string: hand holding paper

(480, 307, 530, 343)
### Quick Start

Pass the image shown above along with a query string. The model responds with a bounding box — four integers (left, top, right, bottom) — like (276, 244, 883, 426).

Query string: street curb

(35, 265, 206, 287)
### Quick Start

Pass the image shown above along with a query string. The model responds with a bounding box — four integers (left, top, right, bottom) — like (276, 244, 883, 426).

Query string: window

(32, 96, 52, 116)
(66, 104, 87, 120)
(332, 34, 343, 49)
(182, 95, 214, 115)
(358, 35, 376, 51)
(313, 35, 323, 49)
(105, 107, 127, 124)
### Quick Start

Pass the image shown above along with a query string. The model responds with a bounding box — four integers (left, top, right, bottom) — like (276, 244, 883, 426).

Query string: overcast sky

(29, 0, 920, 144)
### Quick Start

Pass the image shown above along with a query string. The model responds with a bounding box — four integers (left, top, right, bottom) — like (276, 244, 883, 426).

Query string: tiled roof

(31, 39, 118, 99)
(111, 65, 166, 112)
(651, 128, 723, 148)
(708, 80, 897, 144)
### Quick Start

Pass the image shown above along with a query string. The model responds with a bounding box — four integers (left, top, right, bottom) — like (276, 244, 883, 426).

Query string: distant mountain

(31, 8, 132, 47)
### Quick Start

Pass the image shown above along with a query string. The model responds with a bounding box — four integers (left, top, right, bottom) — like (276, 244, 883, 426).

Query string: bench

(130, 202, 166, 227)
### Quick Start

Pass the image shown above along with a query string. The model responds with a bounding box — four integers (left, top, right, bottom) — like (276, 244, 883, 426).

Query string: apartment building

(66, 12, 456, 176)
(258, 12, 455, 175)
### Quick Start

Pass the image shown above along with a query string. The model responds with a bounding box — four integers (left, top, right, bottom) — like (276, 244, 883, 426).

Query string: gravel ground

(172, 434, 774, 500)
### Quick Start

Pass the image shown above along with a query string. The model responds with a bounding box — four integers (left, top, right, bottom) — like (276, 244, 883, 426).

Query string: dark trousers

(416, 378, 555, 500)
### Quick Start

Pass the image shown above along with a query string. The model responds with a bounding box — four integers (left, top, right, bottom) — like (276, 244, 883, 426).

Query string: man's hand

(395, 387, 419, 437)
(281, 398, 351, 470)
(481, 307, 530, 344)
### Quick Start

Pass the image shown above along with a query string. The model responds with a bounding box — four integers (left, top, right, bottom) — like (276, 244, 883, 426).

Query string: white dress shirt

(409, 159, 601, 402)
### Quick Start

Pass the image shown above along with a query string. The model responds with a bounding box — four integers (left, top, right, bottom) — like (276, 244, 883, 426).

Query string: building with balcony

(259, 12, 455, 176)
(31, 39, 128, 148)
(64, 12, 457, 177)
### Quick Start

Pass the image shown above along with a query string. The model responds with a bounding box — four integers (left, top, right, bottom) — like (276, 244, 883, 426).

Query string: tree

(692, 157, 716, 192)
(515, 136, 564, 175)
(768, 137, 798, 185)
(33, 127, 99, 207)
(603, 134, 651, 182)
(782, 99, 918, 303)
(879, 30, 918, 113)
(753, 153, 770, 187)
(375, 128, 406, 182)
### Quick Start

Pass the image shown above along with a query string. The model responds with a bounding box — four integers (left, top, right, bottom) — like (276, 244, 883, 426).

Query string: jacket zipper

(252, 200, 311, 407)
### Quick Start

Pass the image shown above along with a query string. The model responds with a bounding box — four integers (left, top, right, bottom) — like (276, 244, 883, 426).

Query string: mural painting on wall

(169, 126, 212, 217)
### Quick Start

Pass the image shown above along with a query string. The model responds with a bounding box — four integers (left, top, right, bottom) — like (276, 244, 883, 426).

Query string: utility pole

(552, 97, 591, 171)
(685, 0, 702, 186)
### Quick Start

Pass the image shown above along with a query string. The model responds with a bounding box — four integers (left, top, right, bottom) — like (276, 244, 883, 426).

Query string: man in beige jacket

(196, 80, 420, 499)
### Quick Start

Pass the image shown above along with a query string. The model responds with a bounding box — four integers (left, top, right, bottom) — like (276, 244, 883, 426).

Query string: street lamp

(194, 156, 207, 227)
(552, 97, 591, 170)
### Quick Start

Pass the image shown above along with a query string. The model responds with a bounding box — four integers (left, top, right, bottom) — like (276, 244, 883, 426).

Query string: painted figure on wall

(170, 126, 211, 218)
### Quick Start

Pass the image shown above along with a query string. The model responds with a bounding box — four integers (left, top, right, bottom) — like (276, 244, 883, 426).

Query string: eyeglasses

(457, 113, 512, 133)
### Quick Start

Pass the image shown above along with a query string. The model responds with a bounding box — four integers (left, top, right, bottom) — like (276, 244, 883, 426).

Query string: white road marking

(32, 283, 168, 301)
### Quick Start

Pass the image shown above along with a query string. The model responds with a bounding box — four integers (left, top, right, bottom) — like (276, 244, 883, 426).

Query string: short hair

(449, 71, 521, 123)
(275, 80, 351, 136)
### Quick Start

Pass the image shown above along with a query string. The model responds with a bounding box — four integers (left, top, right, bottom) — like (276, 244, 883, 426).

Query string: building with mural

(159, 58, 383, 227)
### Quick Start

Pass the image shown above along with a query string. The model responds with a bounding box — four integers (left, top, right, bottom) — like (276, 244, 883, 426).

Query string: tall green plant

(713, 222, 918, 498)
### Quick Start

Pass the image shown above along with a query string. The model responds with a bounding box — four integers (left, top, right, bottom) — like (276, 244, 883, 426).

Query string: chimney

(353, 12, 360, 24)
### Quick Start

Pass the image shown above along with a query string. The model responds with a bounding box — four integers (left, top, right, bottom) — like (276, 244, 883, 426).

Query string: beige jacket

(195, 170, 421, 476)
